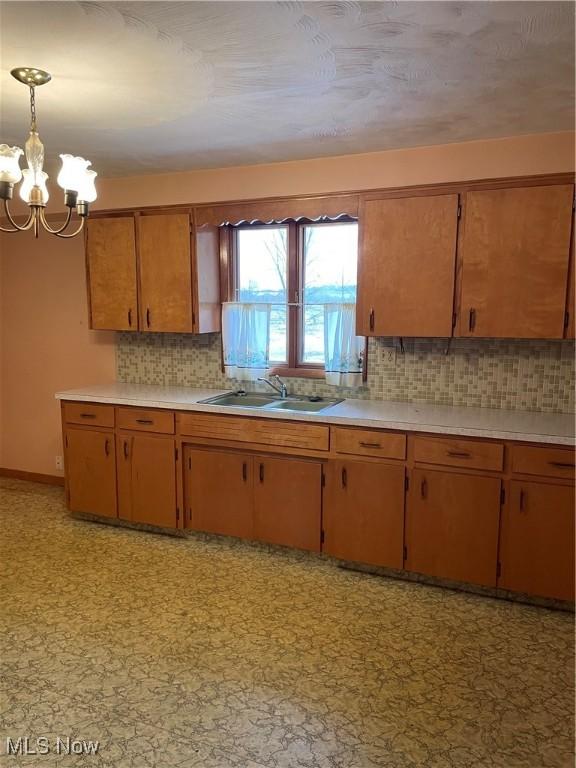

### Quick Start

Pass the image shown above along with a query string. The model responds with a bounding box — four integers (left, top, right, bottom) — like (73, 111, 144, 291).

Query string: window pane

(301, 222, 358, 364)
(236, 226, 288, 363)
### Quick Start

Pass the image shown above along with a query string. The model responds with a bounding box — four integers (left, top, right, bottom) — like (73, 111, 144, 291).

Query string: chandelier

(0, 68, 97, 239)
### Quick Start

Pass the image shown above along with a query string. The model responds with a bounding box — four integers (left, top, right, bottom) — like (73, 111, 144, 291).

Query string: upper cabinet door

(458, 185, 574, 339)
(86, 217, 138, 331)
(138, 213, 193, 333)
(356, 194, 459, 337)
(193, 221, 221, 334)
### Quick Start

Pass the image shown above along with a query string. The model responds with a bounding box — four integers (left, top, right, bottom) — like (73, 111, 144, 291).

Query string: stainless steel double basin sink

(199, 391, 343, 414)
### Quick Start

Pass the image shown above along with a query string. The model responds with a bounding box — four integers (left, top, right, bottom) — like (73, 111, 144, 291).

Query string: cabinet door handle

(359, 441, 381, 449)
(104, 438, 110, 457)
(80, 413, 96, 419)
(259, 463, 264, 483)
(242, 462, 247, 482)
(136, 419, 153, 425)
(369, 308, 375, 332)
(421, 478, 428, 499)
(123, 440, 129, 460)
(447, 451, 471, 458)
(519, 489, 525, 511)
(128, 308, 132, 327)
(146, 308, 151, 328)
(549, 461, 573, 469)
(468, 308, 476, 332)
(341, 467, 347, 489)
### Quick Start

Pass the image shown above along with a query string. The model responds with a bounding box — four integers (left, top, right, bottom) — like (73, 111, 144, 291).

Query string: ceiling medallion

(0, 68, 97, 238)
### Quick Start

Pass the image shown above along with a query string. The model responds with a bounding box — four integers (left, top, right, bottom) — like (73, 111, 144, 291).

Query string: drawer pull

(359, 441, 381, 449)
(421, 478, 428, 499)
(447, 451, 471, 458)
(341, 467, 348, 489)
(136, 418, 154, 425)
(548, 461, 573, 469)
(80, 413, 96, 419)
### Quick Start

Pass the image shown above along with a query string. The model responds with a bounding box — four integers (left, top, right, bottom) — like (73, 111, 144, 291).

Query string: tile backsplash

(117, 333, 575, 414)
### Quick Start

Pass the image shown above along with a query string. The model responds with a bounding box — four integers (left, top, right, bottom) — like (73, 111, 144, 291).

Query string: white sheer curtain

(222, 302, 271, 381)
(324, 303, 364, 387)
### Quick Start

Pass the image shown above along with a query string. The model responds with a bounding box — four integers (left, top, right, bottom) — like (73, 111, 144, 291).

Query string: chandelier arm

(39, 208, 86, 239)
(38, 206, 73, 235)
(2, 199, 37, 232)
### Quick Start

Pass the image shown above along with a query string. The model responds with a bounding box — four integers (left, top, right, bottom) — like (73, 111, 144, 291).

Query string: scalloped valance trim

(195, 194, 359, 227)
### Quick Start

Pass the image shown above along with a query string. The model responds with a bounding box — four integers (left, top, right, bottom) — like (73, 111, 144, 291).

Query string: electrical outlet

(55, 455, 64, 471)
(385, 348, 396, 365)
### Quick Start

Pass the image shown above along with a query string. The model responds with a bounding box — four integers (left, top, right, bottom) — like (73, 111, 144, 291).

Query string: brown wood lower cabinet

(117, 433, 177, 527)
(65, 427, 117, 518)
(186, 448, 253, 539)
(253, 456, 322, 552)
(405, 469, 501, 587)
(323, 460, 405, 568)
(499, 481, 575, 601)
(61, 400, 575, 603)
(184, 448, 322, 551)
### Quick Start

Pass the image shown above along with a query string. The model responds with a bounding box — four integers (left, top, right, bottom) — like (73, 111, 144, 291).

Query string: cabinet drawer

(63, 402, 114, 428)
(332, 427, 406, 460)
(511, 445, 575, 479)
(413, 435, 503, 471)
(117, 407, 175, 434)
(178, 413, 329, 451)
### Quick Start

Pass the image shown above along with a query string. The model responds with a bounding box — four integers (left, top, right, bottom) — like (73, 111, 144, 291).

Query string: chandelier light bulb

(57, 154, 91, 193)
(19, 168, 49, 205)
(0, 145, 24, 183)
(77, 168, 98, 203)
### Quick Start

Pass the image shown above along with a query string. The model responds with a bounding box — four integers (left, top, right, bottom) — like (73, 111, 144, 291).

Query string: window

(229, 219, 359, 373)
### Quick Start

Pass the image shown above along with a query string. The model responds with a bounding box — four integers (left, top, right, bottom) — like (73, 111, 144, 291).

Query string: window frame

(226, 216, 360, 378)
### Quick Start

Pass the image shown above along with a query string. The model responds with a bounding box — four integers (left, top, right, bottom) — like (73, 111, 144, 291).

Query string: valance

(195, 194, 359, 227)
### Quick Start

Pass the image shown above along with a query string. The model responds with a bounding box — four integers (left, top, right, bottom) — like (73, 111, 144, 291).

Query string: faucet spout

(257, 375, 289, 399)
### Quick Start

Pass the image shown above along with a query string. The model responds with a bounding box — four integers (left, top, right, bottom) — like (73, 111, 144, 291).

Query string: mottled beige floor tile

(1, 478, 573, 768)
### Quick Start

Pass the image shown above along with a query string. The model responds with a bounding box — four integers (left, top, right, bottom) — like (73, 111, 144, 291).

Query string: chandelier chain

(29, 85, 37, 130)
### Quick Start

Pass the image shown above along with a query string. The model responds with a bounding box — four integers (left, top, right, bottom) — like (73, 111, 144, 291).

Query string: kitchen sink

(266, 399, 341, 413)
(199, 391, 343, 413)
(201, 392, 280, 408)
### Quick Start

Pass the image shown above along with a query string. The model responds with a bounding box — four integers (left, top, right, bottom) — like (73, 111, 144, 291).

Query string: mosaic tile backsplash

(117, 333, 575, 414)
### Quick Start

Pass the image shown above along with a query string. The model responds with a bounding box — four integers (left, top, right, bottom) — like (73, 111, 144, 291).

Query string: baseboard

(0, 467, 65, 486)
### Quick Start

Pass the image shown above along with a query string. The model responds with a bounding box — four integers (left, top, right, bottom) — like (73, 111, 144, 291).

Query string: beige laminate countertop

(55, 383, 575, 446)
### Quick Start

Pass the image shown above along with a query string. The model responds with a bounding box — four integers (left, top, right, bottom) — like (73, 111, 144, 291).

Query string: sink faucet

(257, 374, 289, 399)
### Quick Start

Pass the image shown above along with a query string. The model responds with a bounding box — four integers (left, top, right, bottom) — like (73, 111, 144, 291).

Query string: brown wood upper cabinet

(457, 184, 574, 339)
(86, 212, 220, 334)
(86, 216, 138, 331)
(356, 194, 459, 337)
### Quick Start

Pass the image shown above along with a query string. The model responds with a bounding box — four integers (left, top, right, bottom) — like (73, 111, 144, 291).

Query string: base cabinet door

(499, 481, 575, 601)
(117, 434, 177, 527)
(65, 428, 117, 518)
(253, 456, 322, 551)
(186, 448, 254, 539)
(406, 469, 501, 587)
(323, 460, 405, 568)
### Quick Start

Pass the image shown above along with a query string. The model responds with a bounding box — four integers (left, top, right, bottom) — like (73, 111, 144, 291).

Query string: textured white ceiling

(0, 1, 573, 177)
